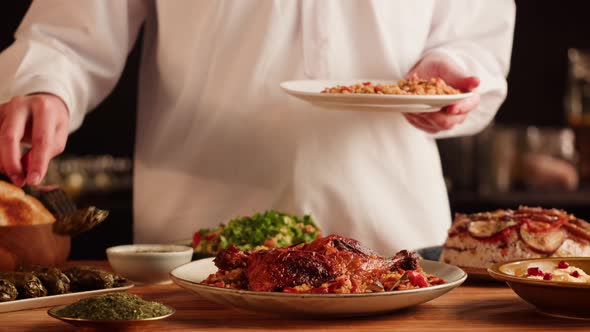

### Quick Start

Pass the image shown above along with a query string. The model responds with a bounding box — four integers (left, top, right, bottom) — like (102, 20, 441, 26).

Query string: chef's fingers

(436, 58, 480, 92)
(410, 112, 444, 130)
(26, 97, 62, 186)
(406, 52, 480, 92)
(445, 75, 480, 93)
(403, 113, 439, 134)
(53, 121, 69, 159)
(443, 93, 481, 115)
(0, 97, 29, 186)
(418, 111, 469, 131)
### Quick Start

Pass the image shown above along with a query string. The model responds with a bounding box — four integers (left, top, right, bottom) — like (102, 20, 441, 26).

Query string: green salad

(192, 211, 321, 255)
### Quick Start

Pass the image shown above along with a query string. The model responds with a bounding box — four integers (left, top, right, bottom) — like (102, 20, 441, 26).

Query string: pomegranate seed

(557, 260, 569, 269)
(527, 267, 544, 276)
(543, 273, 553, 280)
(571, 271, 580, 278)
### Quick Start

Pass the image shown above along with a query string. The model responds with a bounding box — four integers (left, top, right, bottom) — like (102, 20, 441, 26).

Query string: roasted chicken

(205, 234, 441, 293)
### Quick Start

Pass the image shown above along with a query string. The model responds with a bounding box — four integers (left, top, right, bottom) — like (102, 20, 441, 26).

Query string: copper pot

(0, 223, 70, 271)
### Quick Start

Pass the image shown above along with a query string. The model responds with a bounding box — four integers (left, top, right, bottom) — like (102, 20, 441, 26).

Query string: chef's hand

(403, 52, 480, 134)
(0, 94, 69, 186)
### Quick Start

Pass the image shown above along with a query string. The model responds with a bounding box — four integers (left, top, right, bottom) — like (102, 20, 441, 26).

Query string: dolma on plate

(20, 266, 70, 295)
(0, 272, 47, 299)
(0, 279, 17, 302)
(63, 266, 126, 291)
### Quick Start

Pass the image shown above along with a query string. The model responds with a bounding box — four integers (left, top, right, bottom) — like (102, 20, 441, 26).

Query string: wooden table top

(2, 261, 589, 332)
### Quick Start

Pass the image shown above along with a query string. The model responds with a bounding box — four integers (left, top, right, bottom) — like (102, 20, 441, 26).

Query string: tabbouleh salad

(192, 211, 321, 255)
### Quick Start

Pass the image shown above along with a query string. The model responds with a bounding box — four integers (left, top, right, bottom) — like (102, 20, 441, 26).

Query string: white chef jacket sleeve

(422, 0, 516, 139)
(0, 0, 148, 132)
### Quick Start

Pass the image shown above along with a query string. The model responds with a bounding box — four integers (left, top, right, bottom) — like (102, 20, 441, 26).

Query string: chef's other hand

(0, 93, 69, 186)
(403, 53, 480, 134)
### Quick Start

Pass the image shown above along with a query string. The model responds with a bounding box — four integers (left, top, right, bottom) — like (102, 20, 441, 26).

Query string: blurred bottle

(437, 136, 477, 192)
(43, 155, 133, 200)
(476, 125, 577, 193)
(566, 48, 590, 184)
(521, 127, 578, 191)
(476, 125, 519, 194)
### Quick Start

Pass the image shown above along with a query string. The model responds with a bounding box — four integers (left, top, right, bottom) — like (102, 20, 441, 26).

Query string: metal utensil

(28, 186, 109, 237)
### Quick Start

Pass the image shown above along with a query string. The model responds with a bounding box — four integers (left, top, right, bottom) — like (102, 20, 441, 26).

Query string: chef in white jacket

(0, 1, 514, 254)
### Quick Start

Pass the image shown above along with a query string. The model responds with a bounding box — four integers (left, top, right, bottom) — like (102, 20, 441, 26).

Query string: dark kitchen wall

(497, 0, 590, 126)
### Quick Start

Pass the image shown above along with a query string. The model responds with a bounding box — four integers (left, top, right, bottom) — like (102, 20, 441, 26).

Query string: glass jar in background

(475, 125, 578, 194)
(521, 126, 578, 191)
(476, 125, 520, 194)
(43, 155, 133, 199)
(437, 136, 477, 192)
(566, 48, 590, 185)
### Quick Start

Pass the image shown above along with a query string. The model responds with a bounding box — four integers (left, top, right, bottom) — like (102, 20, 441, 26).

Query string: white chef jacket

(0, 0, 514, 255)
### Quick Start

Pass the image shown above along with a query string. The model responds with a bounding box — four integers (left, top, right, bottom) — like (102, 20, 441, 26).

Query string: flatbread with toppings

(440, 206, 590, 269)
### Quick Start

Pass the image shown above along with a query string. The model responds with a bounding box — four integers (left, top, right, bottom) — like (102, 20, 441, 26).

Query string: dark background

(498, 0, 590, 126)
(1, 1, 589, 258)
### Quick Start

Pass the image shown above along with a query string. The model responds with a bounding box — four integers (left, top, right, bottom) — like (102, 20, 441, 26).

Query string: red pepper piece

(408, 270, 428, 287)
(282, 287, 299, 293)
(192, 232, 202, 247)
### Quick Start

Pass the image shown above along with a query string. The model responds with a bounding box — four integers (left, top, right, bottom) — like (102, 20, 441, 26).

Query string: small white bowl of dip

(107, 244, 193, 284)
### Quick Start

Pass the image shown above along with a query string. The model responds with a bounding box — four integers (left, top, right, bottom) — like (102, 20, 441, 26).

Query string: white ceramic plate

(0, 282, 134, 313)
(280, 80, 473, 113)
(170, 258, 467, 317)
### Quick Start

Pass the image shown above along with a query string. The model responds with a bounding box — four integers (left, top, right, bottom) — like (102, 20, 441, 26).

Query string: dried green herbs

(55, 293, 173, 320)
